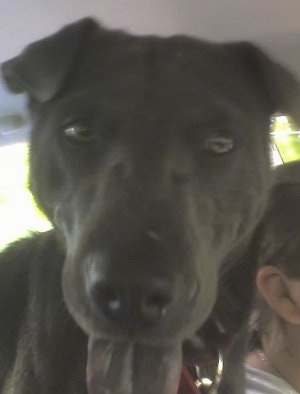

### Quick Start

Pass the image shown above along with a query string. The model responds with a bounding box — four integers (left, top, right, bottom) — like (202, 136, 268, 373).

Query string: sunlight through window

(0, 143, 51, 250)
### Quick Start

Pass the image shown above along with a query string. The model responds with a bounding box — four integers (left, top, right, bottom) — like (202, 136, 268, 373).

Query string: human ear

(256, 265, 300, 325)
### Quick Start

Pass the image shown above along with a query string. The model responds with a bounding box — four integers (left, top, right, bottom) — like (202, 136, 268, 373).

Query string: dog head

(2, 18, 300, 393)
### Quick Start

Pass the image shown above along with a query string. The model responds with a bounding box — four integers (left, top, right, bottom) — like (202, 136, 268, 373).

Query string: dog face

(2, 18, 300, 394)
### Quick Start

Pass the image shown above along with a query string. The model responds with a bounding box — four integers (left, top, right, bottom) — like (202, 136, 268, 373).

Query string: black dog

(0, 18, 299, 394)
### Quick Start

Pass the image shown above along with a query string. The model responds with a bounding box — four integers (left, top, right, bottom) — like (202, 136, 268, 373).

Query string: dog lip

(146, 230, 164, 243)
(188, 280, 199, 302)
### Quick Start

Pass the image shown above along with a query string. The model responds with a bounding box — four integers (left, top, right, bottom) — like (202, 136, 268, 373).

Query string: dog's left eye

(203, 132, 234, 154)
(63, 123, 95, 142)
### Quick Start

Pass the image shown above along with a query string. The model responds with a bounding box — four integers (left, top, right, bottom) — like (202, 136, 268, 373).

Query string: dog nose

(88, 277, 175, 326)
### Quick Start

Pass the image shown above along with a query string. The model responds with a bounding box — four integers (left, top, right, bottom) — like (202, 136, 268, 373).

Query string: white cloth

(245, 364, 299, 394)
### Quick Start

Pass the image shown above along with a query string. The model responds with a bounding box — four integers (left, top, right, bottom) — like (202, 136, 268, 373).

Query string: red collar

(179, 366, 202, 394)
(178, 334, 235, 394)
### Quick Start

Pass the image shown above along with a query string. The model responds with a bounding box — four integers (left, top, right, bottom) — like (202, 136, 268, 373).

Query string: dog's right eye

(203, 131, 235, 155)
(63, 122, 95, 142)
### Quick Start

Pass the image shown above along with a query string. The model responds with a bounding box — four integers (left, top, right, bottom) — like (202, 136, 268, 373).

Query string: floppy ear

(1, 18, 99, 102)
(231, 42, 300, 126)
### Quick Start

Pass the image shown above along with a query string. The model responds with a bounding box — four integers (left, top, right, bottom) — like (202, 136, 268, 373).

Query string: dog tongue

(87, 337, 182, 394)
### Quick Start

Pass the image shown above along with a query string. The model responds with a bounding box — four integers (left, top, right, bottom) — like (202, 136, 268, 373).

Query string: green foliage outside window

(272, 116, 300, 163)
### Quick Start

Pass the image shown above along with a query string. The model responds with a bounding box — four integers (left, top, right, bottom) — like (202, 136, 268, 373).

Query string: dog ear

(1, 18, 99, 102)
(231, 42, 300, 126)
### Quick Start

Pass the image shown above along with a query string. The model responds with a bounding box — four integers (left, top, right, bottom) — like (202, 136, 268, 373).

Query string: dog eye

(203, 132, 234, 154)
(63, 123, 95, 142)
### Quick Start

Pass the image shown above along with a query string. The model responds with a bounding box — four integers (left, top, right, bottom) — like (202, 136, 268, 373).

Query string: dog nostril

(87, 276, 176, 326)
(141, 293, 173, 323)
(101, 288, 121, 311)
(90, 283, 122, 318)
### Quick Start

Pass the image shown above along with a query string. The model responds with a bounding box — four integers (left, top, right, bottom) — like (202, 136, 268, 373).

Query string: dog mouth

(86, 337, 182, 394)
(63, 225, 219, 394)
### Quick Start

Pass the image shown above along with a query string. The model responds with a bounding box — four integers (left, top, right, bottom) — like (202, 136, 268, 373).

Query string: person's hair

(249, 176, 300, 350)
(259, 182, 300, 278)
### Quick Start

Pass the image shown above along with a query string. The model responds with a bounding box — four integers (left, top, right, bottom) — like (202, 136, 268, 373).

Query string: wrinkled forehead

(68, 32, 247, 107)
